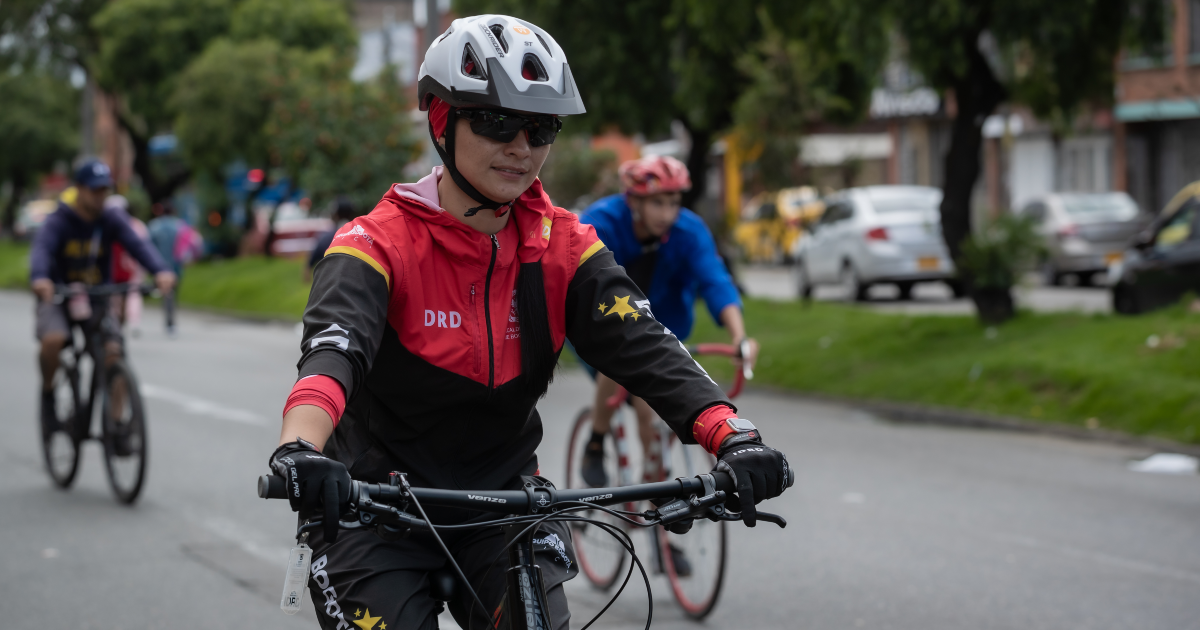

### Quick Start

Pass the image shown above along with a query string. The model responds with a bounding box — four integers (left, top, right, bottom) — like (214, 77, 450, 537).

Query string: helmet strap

(429, 108, 516, 218)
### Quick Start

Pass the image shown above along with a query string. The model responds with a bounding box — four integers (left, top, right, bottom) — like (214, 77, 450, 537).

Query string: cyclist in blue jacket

(578, 155, 758, 487)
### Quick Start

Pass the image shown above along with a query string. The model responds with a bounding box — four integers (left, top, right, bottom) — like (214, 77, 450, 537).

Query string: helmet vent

(534, 32, 553, 58)
(521, 53, 548, 81)
(461, 43, 485, 79)
(488, 24, 509, 54)
(437, 25, 454, 44)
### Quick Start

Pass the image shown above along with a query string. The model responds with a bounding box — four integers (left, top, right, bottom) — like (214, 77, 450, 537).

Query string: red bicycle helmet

(619, 155, 692, 197)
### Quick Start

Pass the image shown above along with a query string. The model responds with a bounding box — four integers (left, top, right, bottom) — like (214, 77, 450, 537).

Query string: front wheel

(42, 359, 82, 489)
(565, 407, 627, 590)
(102, 360, 147, 504)
(659, 434, 726, 619)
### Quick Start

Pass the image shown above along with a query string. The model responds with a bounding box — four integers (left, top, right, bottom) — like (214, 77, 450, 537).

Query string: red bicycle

(565, 341, 752, 619)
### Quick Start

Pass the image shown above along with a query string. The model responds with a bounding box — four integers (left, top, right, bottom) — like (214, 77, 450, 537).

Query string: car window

(1023, 202, 1047, 222)
(1060, 194, 1138, 223)
(1154, 200, 1199, 251)
(818, 202, 846, 225)
(867, 189, 941, 214)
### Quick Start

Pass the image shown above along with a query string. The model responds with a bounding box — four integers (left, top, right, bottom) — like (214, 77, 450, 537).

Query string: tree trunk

(114, 110, 191, 204)
(939, 31, 1006, 268)
(2, 174, 26, 236)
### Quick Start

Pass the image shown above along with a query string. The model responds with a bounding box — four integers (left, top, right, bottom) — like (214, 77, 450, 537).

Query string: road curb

(746, 386, 1200, 457)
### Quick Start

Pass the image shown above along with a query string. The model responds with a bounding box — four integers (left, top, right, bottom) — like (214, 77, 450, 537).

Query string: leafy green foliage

(267, 70, 423, 212)
(0, 240, 31, 288)
(957, 214, 1044, 289)
(536, 137, 617, 210)
(690, 298, 1200, 445)
(230, 0, 357, 54)
(0, 70, 79, 228)
(92, 0, 236, 136)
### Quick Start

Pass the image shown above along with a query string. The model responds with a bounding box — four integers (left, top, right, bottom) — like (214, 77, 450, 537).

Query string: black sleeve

(566, 247, 733, 444)
(296, 253, 390, 397)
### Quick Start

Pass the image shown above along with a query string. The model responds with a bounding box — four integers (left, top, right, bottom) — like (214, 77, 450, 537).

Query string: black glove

(715, 439, 790, 527)
(269, 438, 351, 542)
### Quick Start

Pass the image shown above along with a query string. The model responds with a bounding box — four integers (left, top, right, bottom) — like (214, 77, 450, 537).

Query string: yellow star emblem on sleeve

(354, 608, 382, 630)
(605, 295, 637, 321)
(598, 301, 607, 313)
(380, 623, 387, 630)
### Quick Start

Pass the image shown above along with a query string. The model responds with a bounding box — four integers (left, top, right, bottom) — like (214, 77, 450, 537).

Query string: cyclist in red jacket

(268, 15, 790, 630)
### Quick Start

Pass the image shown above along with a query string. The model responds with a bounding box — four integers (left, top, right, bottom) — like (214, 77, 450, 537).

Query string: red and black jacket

(297, 168, 731, 495)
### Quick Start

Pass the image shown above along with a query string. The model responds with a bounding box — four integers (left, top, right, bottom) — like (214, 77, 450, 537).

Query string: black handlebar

(53, 282, 157, 299)
(258, 468, 794, 525)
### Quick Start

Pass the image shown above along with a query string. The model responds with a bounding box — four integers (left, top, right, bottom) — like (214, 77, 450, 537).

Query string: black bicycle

(258, 468, 792, 629)
(43, 282, 151, 504)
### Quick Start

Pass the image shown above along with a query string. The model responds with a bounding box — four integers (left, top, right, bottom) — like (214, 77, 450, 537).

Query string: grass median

(178, 255, 311, 320)
(689, 298, 1200, 445)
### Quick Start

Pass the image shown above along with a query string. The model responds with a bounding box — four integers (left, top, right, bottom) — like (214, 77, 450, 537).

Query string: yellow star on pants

(354, 608, 382, 630)
(605, 295, 636, 321)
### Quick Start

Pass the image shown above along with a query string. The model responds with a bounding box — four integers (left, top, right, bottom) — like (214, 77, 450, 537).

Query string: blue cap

(74, 159, 114, 189)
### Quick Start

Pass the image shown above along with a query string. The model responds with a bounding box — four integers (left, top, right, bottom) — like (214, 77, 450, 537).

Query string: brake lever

(709, 508, 787, 529)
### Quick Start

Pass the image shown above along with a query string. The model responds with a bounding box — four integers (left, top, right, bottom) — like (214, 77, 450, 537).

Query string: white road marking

(995, 533, 1200, 585)
(142, 383, 267, 425)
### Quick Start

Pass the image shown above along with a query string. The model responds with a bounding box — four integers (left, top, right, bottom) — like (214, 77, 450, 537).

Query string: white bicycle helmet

(418, 14, 585, 115)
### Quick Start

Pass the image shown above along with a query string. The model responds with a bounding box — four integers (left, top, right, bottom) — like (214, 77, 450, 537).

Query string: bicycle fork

(502, 526, 553, 630)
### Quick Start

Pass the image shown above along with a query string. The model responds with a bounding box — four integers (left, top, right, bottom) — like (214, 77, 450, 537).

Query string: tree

(455, 0, 885, 211)
(889, 0, 1164, 311)
(91, 0, 236, 202)
(0, 70, 80, 233)
(266, 69, 424, 213)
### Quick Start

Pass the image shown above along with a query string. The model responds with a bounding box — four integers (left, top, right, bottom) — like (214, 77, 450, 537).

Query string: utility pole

(425, 0, 440, 57)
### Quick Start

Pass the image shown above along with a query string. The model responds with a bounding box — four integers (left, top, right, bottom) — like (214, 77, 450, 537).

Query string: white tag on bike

(280, 543, 311, 615)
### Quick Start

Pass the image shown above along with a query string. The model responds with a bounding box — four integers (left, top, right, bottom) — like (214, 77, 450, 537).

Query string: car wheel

(1042, 262, 1061, 286)
(946, 279, 967, 299)
(794, 262, 813, 299)
(896, 282, 915, 301)
(1077, 272, 1096, 288)
(841, 263, 869, 302)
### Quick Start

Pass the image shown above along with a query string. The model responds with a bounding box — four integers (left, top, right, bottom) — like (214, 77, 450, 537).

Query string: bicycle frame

(259, 471, 789, 630)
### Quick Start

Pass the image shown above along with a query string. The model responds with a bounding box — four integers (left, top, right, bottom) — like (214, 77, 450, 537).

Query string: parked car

(252, 202, 333, 256)
(15, 199, 59, 238)
(791, 185, 958, 301)
(1110, 184, 1200, 314)
(1014, 192, 1150, 286)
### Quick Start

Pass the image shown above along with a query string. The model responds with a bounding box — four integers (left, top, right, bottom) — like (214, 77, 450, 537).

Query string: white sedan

(792, 186, 959, 301)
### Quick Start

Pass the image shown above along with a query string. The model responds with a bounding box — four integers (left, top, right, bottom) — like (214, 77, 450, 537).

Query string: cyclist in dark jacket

(30, 159, 175, 431)
(268, 15, 789, 630)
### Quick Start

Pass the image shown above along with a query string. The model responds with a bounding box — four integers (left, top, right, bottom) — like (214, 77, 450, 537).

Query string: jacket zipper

(485, 234, 499, 390)
(470, 284, 481, 374)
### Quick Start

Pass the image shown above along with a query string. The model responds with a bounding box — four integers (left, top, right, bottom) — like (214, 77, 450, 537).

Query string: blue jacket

(30, 202, 167, 285)
(579, 194, 740, 341)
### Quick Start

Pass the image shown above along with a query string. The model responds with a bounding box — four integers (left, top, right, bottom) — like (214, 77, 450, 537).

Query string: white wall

(1009, 135, 1055, 209)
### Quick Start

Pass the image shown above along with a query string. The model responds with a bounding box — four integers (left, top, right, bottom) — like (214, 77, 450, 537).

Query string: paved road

(740, 265, 1112, 314)
(1, 290, 1197, 629)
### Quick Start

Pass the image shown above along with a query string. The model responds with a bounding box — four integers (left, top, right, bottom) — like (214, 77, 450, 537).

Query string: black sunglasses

(456, 108, 562, 147)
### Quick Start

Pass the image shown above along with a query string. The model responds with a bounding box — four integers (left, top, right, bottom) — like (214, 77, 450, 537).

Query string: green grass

(0, 240, 30, 288)
(688, 299, 1200, 445)
(178, 256, 311, 320)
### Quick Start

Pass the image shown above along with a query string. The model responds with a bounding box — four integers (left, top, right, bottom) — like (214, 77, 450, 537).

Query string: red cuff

(692, 405, 738, 454)
(283, 375, 346, 428)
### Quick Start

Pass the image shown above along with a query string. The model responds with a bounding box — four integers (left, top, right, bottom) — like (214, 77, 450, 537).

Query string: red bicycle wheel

(659, 437, 727, 619)
(565, 406, 627, 590)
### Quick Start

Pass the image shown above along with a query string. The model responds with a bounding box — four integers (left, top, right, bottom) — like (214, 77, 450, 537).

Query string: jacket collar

(385, 167, 555, 265)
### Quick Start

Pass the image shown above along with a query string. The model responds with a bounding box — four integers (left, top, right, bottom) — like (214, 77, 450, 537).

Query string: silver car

(792, 186, 957, 301)
(1014, 192, 1150, 286)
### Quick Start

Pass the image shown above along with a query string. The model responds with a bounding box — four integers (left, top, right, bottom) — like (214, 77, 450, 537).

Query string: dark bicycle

(258, 468, 792, 630)
(43, 282, 152, 504)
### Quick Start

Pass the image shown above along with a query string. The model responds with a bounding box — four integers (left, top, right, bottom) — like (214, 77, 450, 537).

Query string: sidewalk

(738, 264, 1112, 314)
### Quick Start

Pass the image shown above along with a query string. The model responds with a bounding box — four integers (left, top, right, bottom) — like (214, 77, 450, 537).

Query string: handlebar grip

(258, 474, 288, 499)
(711, 468, 795, 493)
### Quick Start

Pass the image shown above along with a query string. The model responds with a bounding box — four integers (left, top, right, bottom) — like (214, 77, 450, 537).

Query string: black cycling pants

(305, 515, 578, 630)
